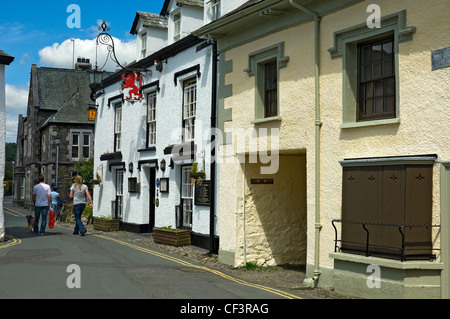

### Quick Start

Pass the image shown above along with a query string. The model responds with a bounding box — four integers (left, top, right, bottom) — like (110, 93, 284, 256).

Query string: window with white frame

(147, 91, 157, 147)
(141, 32, 147, 58)
(173, 12, 181, 42)
(72, 131, 91, 160)
(72, 133, 80, 159)
(183, 78, 197, 142)
(115, 103, 122, 152)
(83, 133, 90, 158)
(181, 166, 193, 229)
(209, 0, 221, 21)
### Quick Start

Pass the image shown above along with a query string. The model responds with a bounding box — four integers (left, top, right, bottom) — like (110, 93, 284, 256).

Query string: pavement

(1, 197, 352, 299)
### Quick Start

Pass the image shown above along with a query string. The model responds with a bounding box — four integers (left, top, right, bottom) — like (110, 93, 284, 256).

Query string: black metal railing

(332, 219, 440, 262)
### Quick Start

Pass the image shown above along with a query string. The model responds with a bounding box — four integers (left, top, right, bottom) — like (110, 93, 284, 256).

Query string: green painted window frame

(245, 42, 289, 123)
(328, 10, 416, 128)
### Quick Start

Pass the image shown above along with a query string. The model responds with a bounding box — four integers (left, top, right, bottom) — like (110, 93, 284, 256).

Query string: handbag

(49, 209, 55, 229)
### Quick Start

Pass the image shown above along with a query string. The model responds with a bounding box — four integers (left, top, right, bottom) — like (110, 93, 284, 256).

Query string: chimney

(75, 57, 92, 70)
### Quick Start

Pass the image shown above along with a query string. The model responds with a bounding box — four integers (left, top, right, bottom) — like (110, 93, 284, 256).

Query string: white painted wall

(0, 64, 6, 241)
(93, 43, 215, 235)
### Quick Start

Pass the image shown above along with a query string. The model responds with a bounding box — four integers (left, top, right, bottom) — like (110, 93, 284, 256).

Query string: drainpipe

(289, 0, 322, 287)
(210, 40, 218, 255)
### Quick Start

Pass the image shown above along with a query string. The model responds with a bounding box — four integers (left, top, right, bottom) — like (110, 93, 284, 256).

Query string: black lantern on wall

(160, 159, 166, 172)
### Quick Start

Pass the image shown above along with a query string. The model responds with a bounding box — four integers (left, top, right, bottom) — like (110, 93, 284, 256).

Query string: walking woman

(70, 175, 93, 236)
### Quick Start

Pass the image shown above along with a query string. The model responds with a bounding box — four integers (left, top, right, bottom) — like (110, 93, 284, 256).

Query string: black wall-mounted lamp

(128, 162, 134, 173)
(160, 159, 166, 172)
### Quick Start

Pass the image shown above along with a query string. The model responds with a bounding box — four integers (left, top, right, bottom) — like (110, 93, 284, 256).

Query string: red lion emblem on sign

(121, 72, 142, 101)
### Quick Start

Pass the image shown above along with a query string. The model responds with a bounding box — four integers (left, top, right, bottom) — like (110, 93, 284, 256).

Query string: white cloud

(38, 37, 137, 72)
(5, 84, 28, 143)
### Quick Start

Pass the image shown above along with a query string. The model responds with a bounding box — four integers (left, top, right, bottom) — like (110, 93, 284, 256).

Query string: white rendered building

(93, 0, 219, 250)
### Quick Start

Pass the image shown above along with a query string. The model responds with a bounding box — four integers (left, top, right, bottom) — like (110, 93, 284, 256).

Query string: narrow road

(1, 209, 303, 303)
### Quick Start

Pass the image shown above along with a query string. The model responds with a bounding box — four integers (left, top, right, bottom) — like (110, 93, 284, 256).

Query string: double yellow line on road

(0, 235, 22, 250)
(94, 234, 302, 299)
(0, 211, 23, 250)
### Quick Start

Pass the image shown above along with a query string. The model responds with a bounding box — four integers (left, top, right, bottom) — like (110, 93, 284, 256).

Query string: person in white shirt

(32, 175, 53, 235)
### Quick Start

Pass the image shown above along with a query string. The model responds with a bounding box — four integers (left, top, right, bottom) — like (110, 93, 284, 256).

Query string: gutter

(289, 0, 322, 287)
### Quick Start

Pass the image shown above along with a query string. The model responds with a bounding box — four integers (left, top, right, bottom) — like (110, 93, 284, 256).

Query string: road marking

(4, 210, 21, 217)
(0, 235, 22, 250)
(94, 234, 302, 299)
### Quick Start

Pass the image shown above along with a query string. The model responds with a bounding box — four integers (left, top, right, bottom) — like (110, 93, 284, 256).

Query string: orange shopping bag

(49, 210, 55, 229)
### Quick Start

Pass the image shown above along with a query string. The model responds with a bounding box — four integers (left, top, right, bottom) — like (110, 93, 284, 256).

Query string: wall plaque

(251, 179, 274, 185)
(432, 46, 450, 70)
(195, 180, 211, 206)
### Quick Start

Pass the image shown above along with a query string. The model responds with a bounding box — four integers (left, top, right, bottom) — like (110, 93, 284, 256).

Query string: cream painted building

(195, 0, 450, 298)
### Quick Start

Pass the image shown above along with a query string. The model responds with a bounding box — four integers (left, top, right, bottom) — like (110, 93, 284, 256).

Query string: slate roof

(34, 67, 92, 112)
(130, 11, 168, 35)
(0, 49, 15, 65)
(160, 0, 204, 16)
(29, 66, 112, 127)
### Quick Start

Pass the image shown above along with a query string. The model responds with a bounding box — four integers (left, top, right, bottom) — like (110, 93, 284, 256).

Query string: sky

(0, 0, 166, 143)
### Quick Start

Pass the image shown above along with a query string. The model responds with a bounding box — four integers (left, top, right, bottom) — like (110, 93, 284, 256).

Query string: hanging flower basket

(189, 162, 205, 182)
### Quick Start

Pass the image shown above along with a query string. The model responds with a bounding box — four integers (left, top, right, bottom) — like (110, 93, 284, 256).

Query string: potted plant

(91, 172, 102, 185)
(93, 216, 120, 232)
(153, 226, 191, 247)
(189, 162, 205, 182)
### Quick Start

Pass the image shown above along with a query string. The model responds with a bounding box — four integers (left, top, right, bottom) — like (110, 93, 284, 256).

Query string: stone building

(14, 61, 109, 209)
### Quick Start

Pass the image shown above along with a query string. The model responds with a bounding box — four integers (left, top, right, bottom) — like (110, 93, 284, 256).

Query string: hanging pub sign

(121, 71, 142, 102)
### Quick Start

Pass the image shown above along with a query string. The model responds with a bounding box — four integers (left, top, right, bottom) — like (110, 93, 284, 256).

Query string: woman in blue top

(51, 186, 60, 214)
(70, 175, 93, 236)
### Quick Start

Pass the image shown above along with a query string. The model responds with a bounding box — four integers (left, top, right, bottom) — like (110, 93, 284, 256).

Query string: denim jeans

(34, 206, 49, 234)
(73, 204, 86, 235)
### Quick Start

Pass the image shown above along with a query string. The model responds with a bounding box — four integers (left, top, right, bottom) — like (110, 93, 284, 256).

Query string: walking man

(32, 175, 53, 235)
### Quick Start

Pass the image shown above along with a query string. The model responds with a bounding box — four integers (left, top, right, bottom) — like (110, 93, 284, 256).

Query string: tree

(73, 158, 94, 192)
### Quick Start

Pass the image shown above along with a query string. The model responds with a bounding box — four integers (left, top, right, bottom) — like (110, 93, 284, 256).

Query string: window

(209, 0, 221, 21)
(173, 13, 181, 42)
(71, 131, 91, 160)
(245, 42, 289, 122)
(114, 169, 124, 219)
(83, 133, 90, 158)
(20, 177, 25, 200)
(264, 60, 278, 118)
(328, 10, 416, 127)
(181, 166, 193, 229)
(141, 32, 147, 58)
(358, 36, 395, 121)
(183, 79, 197, 142)
(147, 92, 157, 147)
(115, 103, 122, 152)
(340, 160, 434, 260)
(72, 133, 79, 159)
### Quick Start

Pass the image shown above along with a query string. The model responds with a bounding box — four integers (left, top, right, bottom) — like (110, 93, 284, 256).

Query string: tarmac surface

(2, 198, 354, 299)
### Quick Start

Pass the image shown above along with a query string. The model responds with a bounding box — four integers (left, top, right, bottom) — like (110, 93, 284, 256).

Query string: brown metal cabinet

(341, 164, 433, 260)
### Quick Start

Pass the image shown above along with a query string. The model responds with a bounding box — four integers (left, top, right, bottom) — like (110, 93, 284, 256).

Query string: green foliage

(241, 261, 279, 272)
(160, 226, 184, 232)
(5, 143, 16, 162)
(73, 157, 94, 190)
(4, 143, 17, 182)
(189, 162, 206, 181)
